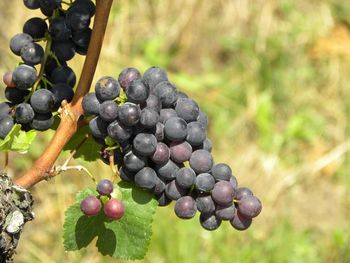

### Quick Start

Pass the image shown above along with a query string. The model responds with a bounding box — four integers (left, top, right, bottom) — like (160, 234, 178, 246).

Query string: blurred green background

(1, 0, 350, 262)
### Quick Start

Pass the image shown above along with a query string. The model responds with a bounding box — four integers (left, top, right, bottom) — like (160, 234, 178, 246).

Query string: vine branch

(15, 0, 114, 189)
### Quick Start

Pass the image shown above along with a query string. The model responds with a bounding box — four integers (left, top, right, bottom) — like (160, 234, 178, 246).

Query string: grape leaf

(0, 124, 37, 153)
(63, 182, 158, 260)
(63, 125, 100, 161)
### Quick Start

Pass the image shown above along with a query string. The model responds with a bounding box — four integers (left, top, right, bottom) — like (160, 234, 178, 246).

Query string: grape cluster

(80, 179, 125, 220)
(83, 66, 262, 231)
(0, 0, 96, 139)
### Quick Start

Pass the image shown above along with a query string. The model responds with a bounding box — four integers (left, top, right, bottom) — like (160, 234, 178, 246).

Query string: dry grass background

(0, 0, 350, 262)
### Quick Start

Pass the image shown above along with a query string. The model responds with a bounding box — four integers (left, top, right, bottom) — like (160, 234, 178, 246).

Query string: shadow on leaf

(118, 181, 153, 205)
(75, 215, 100, 249)
(96, 227, 117, 256)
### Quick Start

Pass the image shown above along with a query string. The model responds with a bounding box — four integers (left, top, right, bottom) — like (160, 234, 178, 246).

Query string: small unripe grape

(80, 196, 102, 216)
(104, 198, 125, 220)
(3, 71, 15, 87)
(96, 179, 114, 196)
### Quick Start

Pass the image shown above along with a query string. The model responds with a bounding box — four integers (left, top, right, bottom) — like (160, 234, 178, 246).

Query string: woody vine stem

(15, 0, 114, 189)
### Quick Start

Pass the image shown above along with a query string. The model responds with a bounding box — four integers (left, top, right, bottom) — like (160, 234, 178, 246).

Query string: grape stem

(15, 0, 114, 189)
(24, 33, 53, 103)
(53, 165, 96, 183)
(62, 135, 89, 167)
(109, 150, 120, 182)
(49, 134, 96, 182)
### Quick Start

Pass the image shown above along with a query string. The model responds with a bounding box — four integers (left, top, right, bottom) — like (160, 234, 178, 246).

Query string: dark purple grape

(153, 177, 166, 195)
(75, 44, 88, 55)
(74, 0, 96, 16)
(155, 122, 164, 141)
(119, 166, 135, 182)
(238, 195, 262, 218)
(65, 5, 91, 32)
(10, 33, 33, 56)
(89, 116, 108, 138)
(211, 181, 234, 206)
(164, 117, 187, 142)
(195, 173, 215, 193)
(30, 113, 54, 131)
(49, 16, 72, 41)
(189, 150, 213, 174)
(174, 196, 197, 219)
(151, 142, 170, 165)
(118, 67, 141, 90)
(177, 91, 188, 99)
(80, 195, 101, 216)
(230, 210, 252, 231)
(20, 42, 44, 65)
(133, 133, 157, 156)
(175, 98, 199, 122)
(123, 151, 146, 172)
(140, 108, 159, 128)
(30, 89, 55, 113)
(96, 179, 114, 196)
(197, 110, 208, 128)
(23, 17, 48, 39)
(154, 81, 178, 108)
(186, 121, 206, 146)
(169, 141, 192, 163)
(199, 213, 221, 231)
(196, 194, 215, 214)
(165, 180, 188, 200)
(99, 100, 119, 122)
(107, 120, 132, 142)
(144, 94, 161, 112)
(126, 79, 149, 104)
(5, 87, 30, 104)
(155, 160, 180, 181)
(15, 103, 35, 124)
(12, 64, 37, 90)
(134, 167, 158, 190)
(51, 65, 76, 87)
(51, 40, 76, 61)
(215, 204, 235, 220)
(104, 198, 125, 220)
(211, 163, 232, 181)
(51, 83, 74, 108)
(118, 102, 141, 127)
(142, 66, 168, 93)
(95, 76, 120, 101)
(72, 28, 91, 48)
(160, 108, 177, 124)
(44, 57, 67, 77)
(230, 175, 238, 189)
(0, 116, 14, 139)
(0, 103, 11, 120)
(156, 192, 171, 207)
(82, 92, 101, 115)
(202, 138, 212, 152)
(24, 0, 41, 9)
(39, 0, 62, 10)
(40, 5, 54, 16)
(234, 187, 253, 200)
(175, 167, 196, 189)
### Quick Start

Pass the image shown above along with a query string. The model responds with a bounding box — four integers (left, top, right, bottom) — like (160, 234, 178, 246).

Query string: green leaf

(63, 125, 101, 161)
(0, 124, 37, 153)
(63, 182, 158, 260)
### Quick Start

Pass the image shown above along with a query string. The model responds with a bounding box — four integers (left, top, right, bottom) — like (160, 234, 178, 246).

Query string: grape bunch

(83, 66, 262, 231)
(0, 0, 96, 139)
(80, 179, 125, 220)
